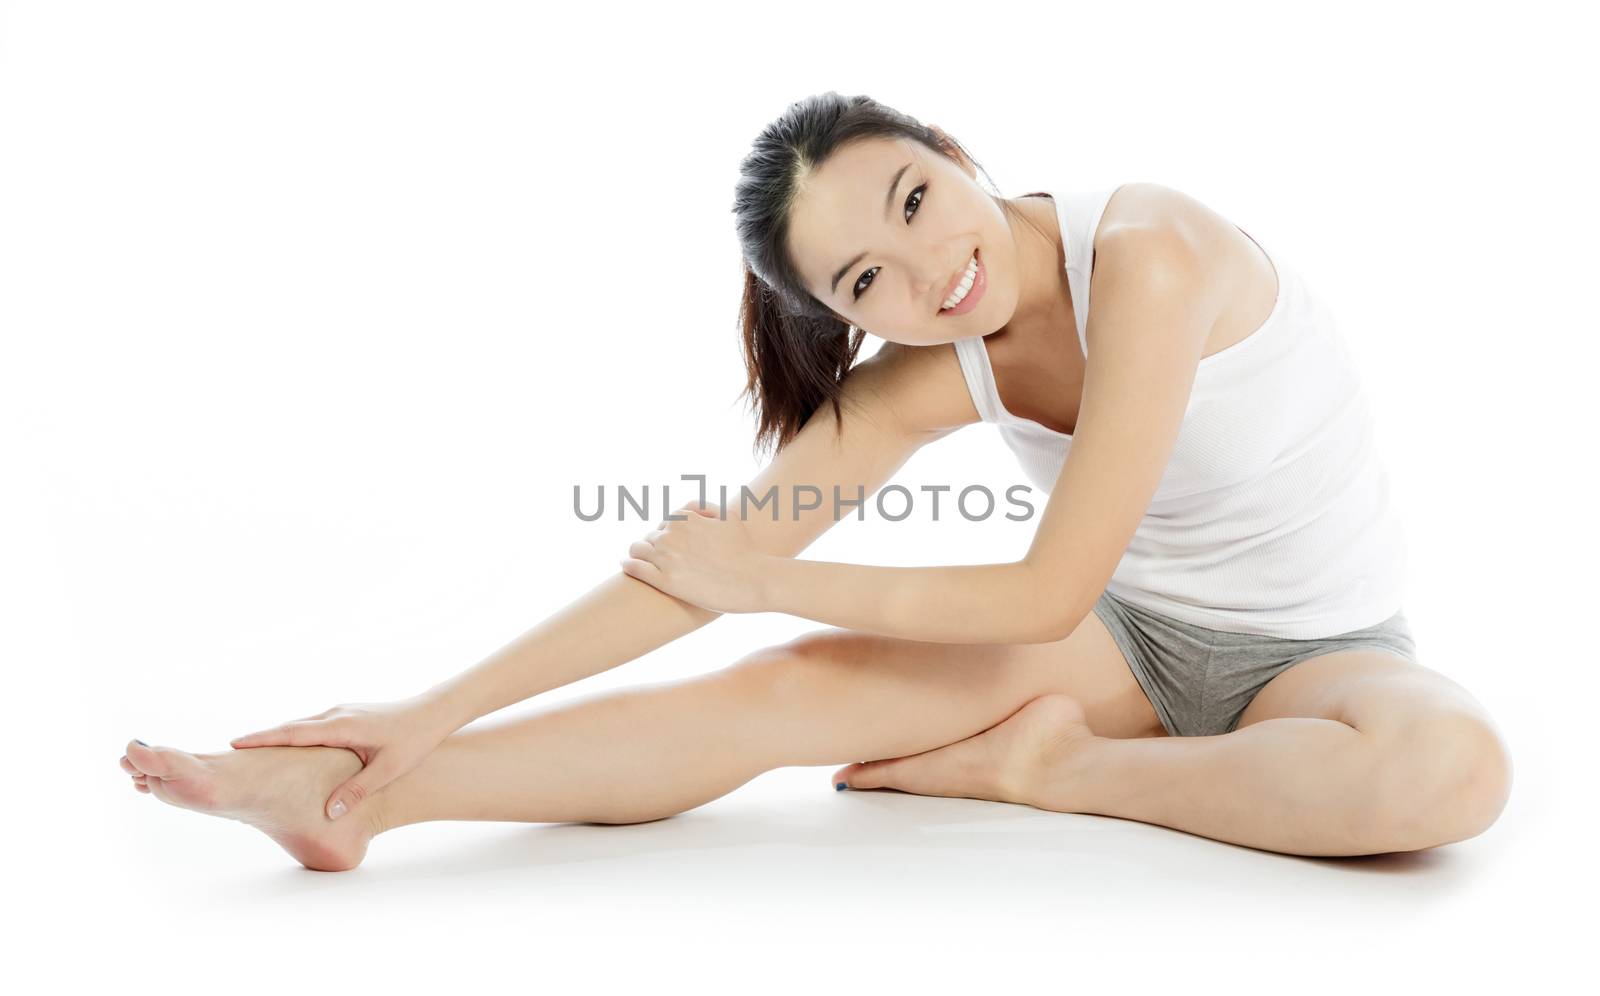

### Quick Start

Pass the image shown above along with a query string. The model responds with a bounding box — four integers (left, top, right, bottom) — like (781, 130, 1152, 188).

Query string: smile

(938, 248, 986, 316)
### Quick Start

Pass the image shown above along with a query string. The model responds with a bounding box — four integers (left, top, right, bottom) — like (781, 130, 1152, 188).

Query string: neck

(992, 195, 1074, 349)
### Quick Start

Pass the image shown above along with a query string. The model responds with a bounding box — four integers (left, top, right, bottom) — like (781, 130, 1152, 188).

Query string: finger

(229, 721, 333, 749)
(324, 758, 396, 821)
(228, 726, 292, 748)
(231, 706, 339, 746)
(619, 557, 663, 586)
(627, 540, 658, 560)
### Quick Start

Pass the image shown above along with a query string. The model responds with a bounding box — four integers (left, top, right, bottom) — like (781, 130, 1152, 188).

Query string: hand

(619, 500, 772, 614)
(228, 692, 457, 822)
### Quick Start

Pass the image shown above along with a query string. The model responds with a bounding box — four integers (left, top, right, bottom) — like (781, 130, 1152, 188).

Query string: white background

(3, 0, 1594, 990)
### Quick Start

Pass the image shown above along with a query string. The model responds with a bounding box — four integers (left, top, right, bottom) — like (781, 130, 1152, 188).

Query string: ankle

(360, 789, 397, 840)
(1024, 729, 1112, 814)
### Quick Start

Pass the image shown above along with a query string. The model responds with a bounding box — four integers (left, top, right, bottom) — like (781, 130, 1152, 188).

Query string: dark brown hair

(731, 91, 1044, 459)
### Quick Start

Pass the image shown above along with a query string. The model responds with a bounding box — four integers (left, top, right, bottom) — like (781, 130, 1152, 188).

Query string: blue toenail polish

(135, 739, 149, 747)
(835, 782, 848, 791)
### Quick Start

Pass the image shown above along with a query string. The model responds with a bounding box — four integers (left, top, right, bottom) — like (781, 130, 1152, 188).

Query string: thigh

(1234, 647, 1496, 737)
(731, 609, 1164, 768)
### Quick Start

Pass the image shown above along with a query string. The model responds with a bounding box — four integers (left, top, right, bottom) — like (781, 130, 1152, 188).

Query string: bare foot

(120, 739, 385, 872)
(831, 693, 1103, 808)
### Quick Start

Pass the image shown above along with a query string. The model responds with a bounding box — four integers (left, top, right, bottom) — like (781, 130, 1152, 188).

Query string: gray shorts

(1090, 588, 1419, 738)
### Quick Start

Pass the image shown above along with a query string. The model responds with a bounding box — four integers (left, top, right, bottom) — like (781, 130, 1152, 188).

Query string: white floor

(31, 735, 1586, 994)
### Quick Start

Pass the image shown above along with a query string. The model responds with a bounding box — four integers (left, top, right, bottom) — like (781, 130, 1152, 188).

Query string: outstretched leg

(121, 612, 1160, 870)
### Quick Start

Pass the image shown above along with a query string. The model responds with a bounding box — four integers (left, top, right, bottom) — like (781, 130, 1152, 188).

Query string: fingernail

(835, 782, 848, 792)
(135, 739, 149, 747)
(329, 800, 346, 820)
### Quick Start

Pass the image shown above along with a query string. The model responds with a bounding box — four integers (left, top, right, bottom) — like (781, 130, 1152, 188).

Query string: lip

(937, 248, 986, 317)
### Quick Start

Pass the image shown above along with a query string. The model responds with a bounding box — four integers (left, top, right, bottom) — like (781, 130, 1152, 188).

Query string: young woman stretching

(118, 92, 1512, 870)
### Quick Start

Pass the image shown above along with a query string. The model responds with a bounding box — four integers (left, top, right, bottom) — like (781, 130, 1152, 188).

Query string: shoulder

(838, 338, 982, 440)
(1092, 182, 1235, 313)
(1098, 181, 1229, 246)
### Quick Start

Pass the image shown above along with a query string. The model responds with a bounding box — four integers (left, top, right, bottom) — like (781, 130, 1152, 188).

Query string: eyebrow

(828, 161, 912, 298)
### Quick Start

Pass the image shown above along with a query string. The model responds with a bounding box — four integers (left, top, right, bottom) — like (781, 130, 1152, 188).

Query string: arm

(425, 342, 957, 729)
(1021, 223, 1223, 640)
(424, 570, 721, 729)
(757, 558, 1045, 644)
(755, 223, 1226, 645)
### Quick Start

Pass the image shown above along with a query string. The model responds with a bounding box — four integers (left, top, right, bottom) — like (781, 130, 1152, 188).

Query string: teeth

(941, 253, 979, 310)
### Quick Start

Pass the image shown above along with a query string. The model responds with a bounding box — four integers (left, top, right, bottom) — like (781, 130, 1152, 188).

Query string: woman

(118, 92, 1512, 870)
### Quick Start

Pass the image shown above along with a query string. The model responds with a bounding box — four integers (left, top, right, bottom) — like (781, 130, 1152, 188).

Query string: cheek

(867, 281, 918, 325)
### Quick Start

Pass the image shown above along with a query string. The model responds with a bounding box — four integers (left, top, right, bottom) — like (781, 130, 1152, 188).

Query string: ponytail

(737, 264, 867, 458)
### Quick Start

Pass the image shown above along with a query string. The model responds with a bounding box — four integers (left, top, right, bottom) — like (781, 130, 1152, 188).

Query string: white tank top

(953, 186, 1408, 639)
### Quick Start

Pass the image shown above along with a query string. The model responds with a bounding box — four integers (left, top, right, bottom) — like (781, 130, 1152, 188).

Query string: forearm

(762, 556, 1071, 644)
(422, 570, 719, 729)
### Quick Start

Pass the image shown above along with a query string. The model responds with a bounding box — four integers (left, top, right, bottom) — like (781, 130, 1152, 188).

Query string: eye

(852, 183, 927, 300)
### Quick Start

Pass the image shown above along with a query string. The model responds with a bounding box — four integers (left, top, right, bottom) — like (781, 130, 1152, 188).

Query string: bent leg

(1231, 650, 1513, 850)
(372, 613, 1155, 831)
(1027, 649, 1513, 856)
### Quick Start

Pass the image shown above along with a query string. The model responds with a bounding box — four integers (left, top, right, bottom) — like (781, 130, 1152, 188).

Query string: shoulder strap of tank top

(1054, 186, 1123, 359)
(951, 335, 1003, 423)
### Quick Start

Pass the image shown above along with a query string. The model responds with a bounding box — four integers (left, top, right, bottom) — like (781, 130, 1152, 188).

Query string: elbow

(1012, 598, 1091, 645)
(1038, 606, 1089, 644)
(1018, 561, 1092, 644)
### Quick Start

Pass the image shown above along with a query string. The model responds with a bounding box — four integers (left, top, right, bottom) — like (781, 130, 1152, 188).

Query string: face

(786, 133, 1024, 347)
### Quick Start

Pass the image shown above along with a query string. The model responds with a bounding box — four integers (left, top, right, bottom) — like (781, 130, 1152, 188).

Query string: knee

(1368, 713, 1514, 851)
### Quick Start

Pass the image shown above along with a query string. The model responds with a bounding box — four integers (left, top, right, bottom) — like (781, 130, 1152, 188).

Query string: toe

(125, 741, 160, 775)
(832, 761, 880, 790)
(832, 755, 950, 793)
(832, 730, 1019, 802)
(844, 760, 896, 790)
(126, 740, 200, 780)
(125, 741, 218, 810)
